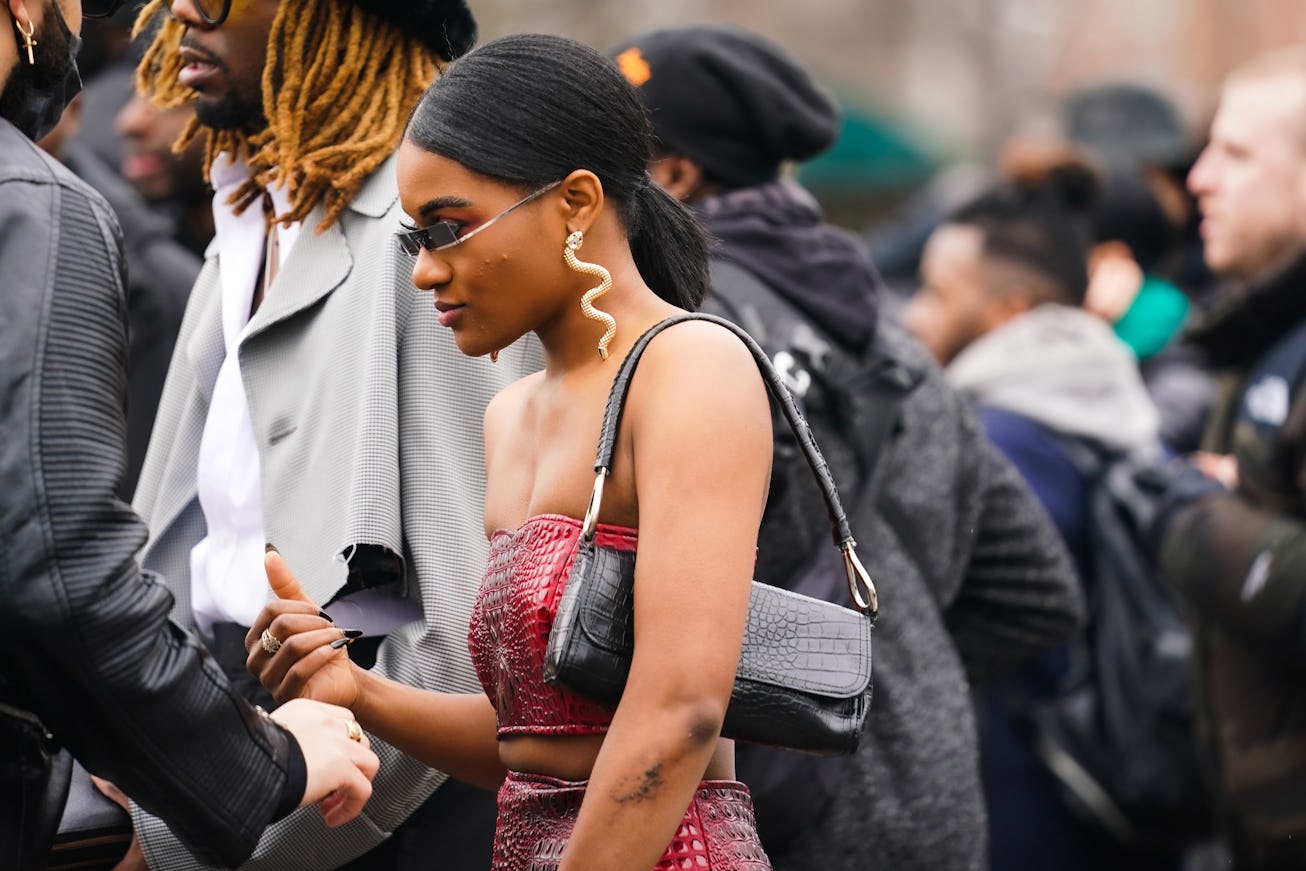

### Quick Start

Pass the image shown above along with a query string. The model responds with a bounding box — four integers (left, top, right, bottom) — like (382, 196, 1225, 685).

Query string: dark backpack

(1030, 440, 1215, 849)
(701, 259, 921, 853)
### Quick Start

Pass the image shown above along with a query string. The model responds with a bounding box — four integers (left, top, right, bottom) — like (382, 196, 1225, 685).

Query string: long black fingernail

(330, 636, 355, 650)
(265, 542, 279, 554)
(342, 629, 364, 639)
(318, 610, 333, 622)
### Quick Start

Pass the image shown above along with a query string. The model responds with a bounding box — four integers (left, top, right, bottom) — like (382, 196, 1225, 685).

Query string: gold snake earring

(564, 230, 616, 360)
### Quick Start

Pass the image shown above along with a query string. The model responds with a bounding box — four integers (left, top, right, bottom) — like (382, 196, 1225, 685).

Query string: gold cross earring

(15, 18, 37, 66)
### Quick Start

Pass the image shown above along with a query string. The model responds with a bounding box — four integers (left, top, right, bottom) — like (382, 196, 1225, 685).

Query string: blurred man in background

(1063, 82, 1216, 454)
(116, 91, 211, 254)
(905, 162, 1184, 871)
(1157, 47, 1306, 870)
(37, 66, 201, 501)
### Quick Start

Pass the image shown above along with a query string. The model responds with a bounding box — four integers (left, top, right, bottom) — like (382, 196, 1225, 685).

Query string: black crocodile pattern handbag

(543, 313, 878, 755)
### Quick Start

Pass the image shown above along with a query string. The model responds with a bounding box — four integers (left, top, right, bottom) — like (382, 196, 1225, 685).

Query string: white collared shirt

(190, 155, 302, 634)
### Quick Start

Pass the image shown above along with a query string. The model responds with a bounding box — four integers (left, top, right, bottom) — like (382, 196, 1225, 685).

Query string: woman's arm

(559, 321, 772, 871)
(351, 670, 505, 790)
(244, 373, 544, 794)
(246, 575, 506, 792)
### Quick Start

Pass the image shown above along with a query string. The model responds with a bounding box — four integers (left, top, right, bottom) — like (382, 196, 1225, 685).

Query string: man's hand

(271, 698, 379, 827)
(1193, 451, 1239, 490)
(1085, 250, 1145, 323)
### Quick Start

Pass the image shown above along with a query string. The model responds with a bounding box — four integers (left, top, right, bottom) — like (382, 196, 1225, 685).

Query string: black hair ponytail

(627, 181, 709, 309)
(405, 33, 709, 310)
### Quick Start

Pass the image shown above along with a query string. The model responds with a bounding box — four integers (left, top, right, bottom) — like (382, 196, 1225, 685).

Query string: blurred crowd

(866, 42, 1306, 871)
(9, 3, 1306, 869)
(39, 7, 208, 497)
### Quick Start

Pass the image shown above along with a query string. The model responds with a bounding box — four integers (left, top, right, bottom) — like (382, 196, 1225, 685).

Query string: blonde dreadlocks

(134, 0, 438, 231)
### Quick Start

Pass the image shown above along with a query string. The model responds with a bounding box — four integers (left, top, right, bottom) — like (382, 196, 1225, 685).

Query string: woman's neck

(536, 266, 678, 378)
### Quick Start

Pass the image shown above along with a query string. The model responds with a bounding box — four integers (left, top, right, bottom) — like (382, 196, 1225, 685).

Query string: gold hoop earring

(564, 230, 616, 360)
(15, 18, 37, 66)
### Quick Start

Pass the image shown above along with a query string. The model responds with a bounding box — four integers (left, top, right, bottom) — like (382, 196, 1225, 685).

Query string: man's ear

(978, 280, 1038, 333)
(649, 153, 707, 204)
(980, 257, 1049, 326)
(7, 0, 39, 36)
(997, 286, 1039, 319)
(557, 169, 605, 236)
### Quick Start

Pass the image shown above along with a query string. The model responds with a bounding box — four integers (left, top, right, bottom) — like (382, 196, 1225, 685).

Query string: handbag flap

(736, 582, 872, 698)
(572, 544, 637, 657)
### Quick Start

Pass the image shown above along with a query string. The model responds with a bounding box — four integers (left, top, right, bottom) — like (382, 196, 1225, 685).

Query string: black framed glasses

(166, 0, 231, 25)
(395, 180, 562, 257)
(192, 0, 231, 25)
(83, 0, 129, 19)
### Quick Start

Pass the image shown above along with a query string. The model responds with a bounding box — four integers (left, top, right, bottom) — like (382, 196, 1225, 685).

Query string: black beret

(611, 25, 840, 188)
(350, 0, 477, 61)
(1063, 82, 1190, 170)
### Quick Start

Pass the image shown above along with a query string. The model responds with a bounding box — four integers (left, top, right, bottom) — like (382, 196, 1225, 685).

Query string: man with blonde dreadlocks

(115, 1, 538, 869)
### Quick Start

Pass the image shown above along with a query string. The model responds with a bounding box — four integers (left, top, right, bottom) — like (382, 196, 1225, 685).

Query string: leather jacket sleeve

(0, 139, 298, 867)
(1160, 489, 1306, 666)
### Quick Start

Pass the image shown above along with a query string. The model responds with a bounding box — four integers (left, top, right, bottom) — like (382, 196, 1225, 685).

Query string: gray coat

(692, 182, 1082, 870)
(131, 156, 539, 868)
(764, 324, 1083, 871)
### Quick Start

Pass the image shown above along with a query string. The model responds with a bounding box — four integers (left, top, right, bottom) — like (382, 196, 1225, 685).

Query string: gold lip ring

(345, 720, 363, 743)
(260, 628, 282, 655)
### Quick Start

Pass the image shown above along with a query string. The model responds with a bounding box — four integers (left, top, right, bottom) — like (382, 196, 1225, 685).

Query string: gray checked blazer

(130, 155, 540, 868)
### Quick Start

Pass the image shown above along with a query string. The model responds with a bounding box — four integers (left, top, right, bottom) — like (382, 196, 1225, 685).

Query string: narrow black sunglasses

(395, 181, 561, 257)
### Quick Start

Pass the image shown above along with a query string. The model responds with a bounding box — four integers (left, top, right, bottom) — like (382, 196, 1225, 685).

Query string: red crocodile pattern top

(468, 513, 637, 736)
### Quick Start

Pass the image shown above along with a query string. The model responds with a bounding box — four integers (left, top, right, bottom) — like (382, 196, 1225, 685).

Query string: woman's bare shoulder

(632, 318, 764, 399)
(621, 318, 770, 455)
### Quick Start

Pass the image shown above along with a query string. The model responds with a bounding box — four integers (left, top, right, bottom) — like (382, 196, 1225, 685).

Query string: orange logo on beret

(616, 47, 652, 87)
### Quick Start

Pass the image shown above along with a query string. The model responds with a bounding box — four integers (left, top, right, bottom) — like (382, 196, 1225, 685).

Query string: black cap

(611, 25, 840, 188)
(1063, 82, 1190, 169)
(352, 0, 476, 61)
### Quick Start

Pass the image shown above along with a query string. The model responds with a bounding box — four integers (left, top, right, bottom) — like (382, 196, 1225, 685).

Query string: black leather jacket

(0, 118, 298, 867)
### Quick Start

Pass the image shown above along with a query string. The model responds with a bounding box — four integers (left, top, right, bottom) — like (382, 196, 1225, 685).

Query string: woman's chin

(453, 334, 497, 361)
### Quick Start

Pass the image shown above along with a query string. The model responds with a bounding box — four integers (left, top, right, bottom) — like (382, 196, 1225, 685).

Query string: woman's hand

(90, 777, 149, 871)
(246, 552, 505, 790)
(245, 551, 362, 708)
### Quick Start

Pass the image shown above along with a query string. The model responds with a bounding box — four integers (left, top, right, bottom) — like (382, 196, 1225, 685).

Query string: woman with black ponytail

(246, 33, 774, 870)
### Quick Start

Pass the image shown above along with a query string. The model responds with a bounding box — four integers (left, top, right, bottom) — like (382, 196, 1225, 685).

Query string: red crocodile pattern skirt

(492, 771, 772, 870)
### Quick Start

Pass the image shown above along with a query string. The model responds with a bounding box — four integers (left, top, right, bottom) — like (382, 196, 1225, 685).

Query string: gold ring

(260, 627, 282, 655)
(345, 720, 363, 743)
